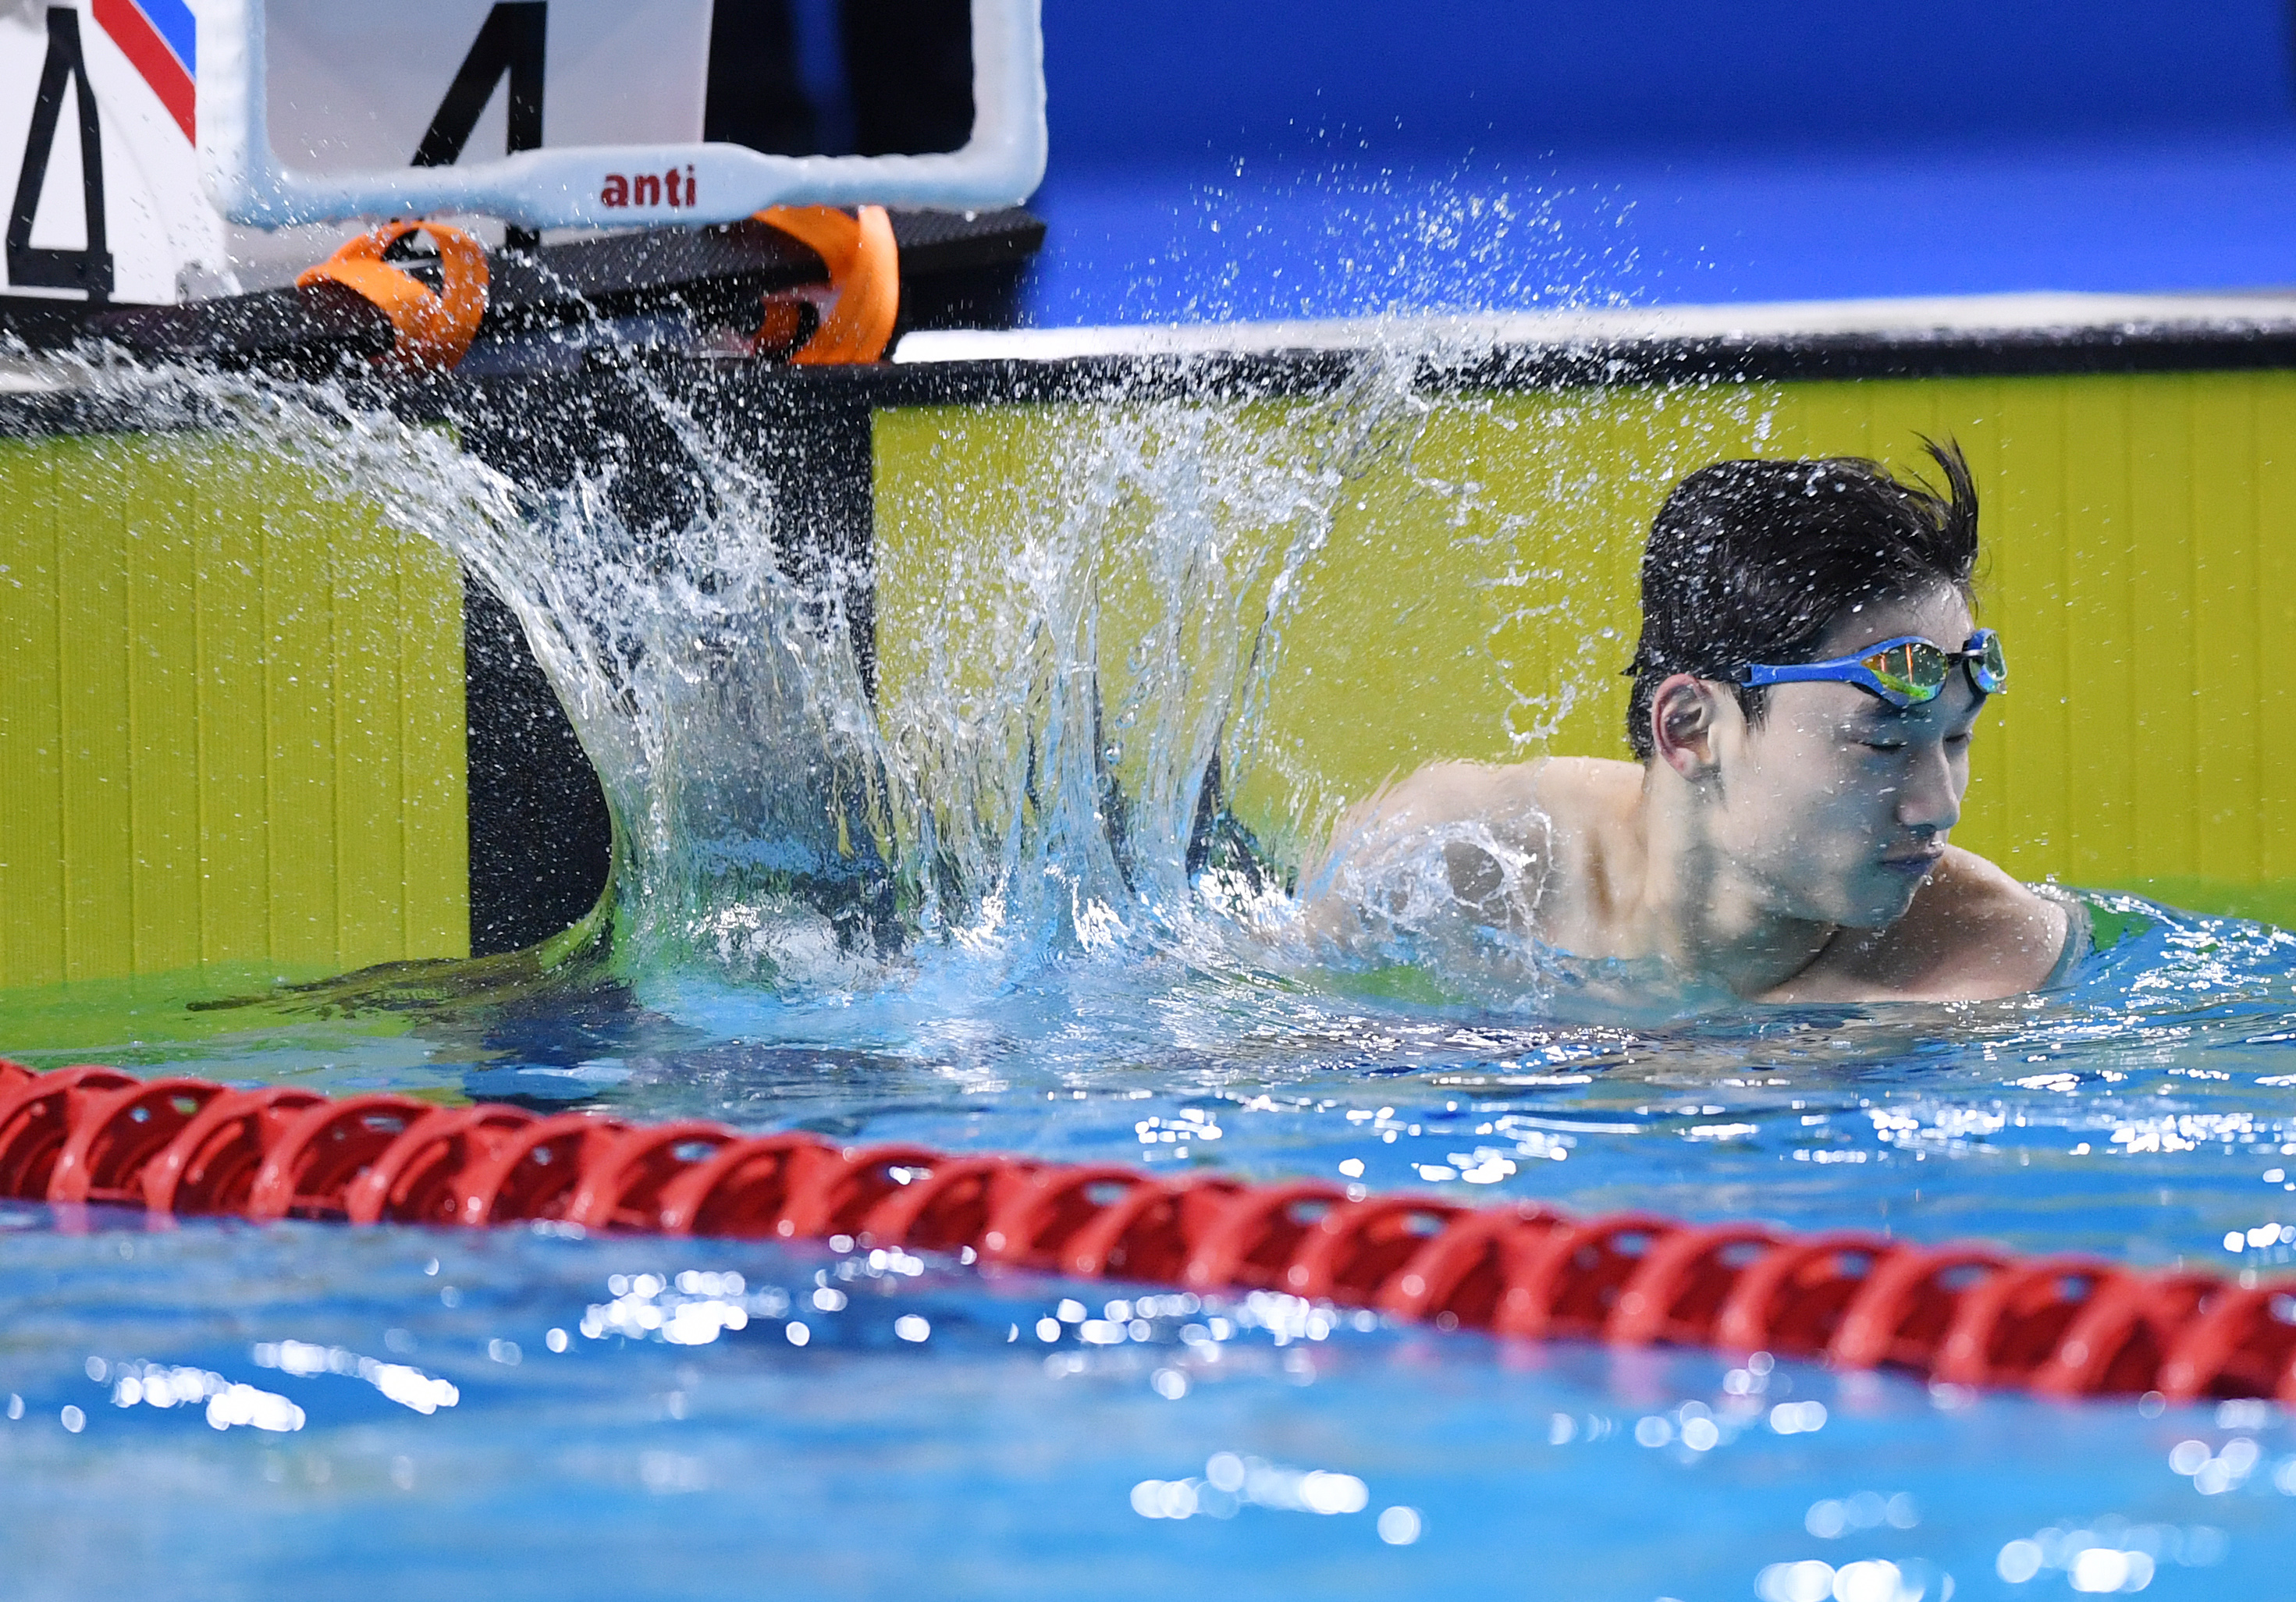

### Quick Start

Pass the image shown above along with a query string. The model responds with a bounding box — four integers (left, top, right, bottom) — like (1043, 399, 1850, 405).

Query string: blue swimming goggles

(1741, 629, 2006, 710)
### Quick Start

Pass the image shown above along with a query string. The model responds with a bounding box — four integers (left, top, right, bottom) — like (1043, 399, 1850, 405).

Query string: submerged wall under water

(6, 299, 2296, 994)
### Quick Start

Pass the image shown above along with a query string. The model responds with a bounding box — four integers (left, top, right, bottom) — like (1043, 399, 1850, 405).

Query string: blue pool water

(6, 892, 2296, 1600)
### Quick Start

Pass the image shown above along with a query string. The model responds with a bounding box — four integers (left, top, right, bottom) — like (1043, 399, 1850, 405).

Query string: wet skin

(1306, 586, 2069, 1005)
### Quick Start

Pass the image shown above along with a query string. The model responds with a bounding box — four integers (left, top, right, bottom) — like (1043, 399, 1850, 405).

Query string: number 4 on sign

(413, 2, 548, 254)
(9, 5, 112, 301)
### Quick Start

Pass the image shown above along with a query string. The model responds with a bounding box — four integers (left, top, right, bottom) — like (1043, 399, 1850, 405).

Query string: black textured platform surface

(1, 208, 1044, 371)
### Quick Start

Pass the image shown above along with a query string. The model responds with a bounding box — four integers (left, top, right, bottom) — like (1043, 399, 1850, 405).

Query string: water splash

(44, 336, 1477, 1005)
(6, 303, 1793, 1030)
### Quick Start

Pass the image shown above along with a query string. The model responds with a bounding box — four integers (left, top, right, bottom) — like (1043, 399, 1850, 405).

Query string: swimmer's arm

(1786, 847, 2069, 1003)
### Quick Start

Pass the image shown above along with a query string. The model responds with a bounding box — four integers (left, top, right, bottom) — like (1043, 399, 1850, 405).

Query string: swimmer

(1303, 440, 2084, 1007)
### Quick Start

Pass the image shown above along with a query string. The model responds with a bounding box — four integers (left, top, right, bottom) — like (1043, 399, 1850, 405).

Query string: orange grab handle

(2, 1054, 2289, 1403)
(755, 204, 899, 364)
(296, 220, 491, 371)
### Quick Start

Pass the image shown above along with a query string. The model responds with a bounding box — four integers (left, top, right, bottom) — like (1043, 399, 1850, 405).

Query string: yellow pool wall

(0, 434, 469, 993)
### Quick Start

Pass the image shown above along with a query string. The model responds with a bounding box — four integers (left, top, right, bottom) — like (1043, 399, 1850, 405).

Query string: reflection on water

(0, 1191, 2291, 1600)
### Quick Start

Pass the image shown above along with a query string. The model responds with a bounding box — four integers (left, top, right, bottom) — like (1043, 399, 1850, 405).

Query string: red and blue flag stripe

(93, 0, 194, 142)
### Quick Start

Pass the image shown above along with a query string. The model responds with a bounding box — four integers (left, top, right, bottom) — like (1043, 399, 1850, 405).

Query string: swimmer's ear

(1650, 673, 1724, 781)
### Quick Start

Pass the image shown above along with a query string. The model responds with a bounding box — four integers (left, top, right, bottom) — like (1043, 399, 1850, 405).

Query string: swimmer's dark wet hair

(1625, 439, 1979, 760)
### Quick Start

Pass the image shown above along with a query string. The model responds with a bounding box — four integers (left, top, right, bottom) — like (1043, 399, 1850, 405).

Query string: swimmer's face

(1710, 586, 1983, 929)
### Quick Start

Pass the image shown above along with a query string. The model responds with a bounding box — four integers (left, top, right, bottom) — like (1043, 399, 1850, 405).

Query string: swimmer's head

(1626, 442, 1985, 928)
(1625, 440, 1979, 759)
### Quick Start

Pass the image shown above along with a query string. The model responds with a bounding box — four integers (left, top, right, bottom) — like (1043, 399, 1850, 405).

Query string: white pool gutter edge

(894, 291, 2296, 364)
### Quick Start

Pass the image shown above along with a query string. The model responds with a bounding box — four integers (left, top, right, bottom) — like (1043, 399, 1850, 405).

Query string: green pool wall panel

(0, 435, 470, 991)
(872, 368, 2296, 909)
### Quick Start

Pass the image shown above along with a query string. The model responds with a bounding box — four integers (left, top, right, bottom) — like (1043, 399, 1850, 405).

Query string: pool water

(5, 891, 2296, 1600)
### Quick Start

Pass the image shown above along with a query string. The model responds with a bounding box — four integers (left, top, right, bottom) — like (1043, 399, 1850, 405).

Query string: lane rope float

(3, 1057, 2291, 1402)
(295, 220, 490, 371)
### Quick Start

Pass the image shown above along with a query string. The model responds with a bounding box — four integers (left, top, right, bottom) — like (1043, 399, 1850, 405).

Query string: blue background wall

(1011, 1, 2296, 324)
(1047, 2, 2293, 156)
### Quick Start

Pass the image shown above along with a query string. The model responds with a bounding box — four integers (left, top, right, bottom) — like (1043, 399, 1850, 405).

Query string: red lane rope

(4, 1057, 2292, 1402)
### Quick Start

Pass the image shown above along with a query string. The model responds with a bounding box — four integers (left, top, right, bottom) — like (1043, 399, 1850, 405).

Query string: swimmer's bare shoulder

(1300, 755, 1639, 943)
(1502, 756, 1649, 954)
(1766, 847, 2070, 1003)
(1312, 755, 1630, 863)
(1525, 755, 1641, 828)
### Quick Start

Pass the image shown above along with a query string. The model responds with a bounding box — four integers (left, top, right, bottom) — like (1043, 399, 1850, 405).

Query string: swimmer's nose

(1895, 742, 1961, 834)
